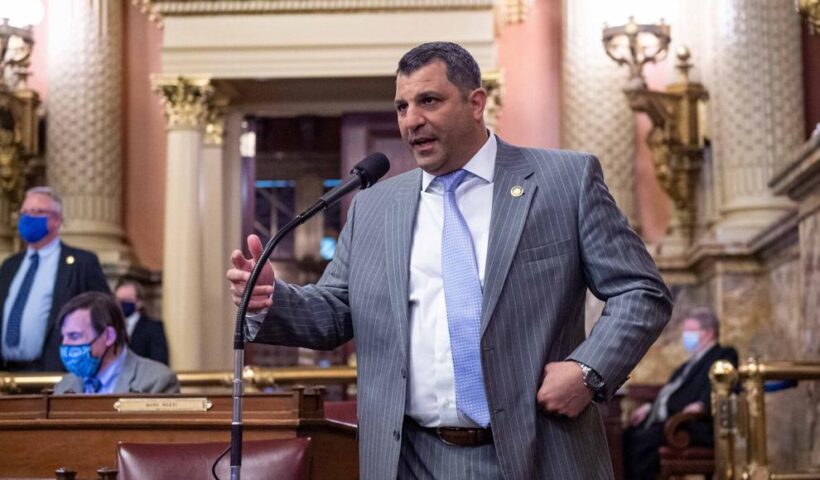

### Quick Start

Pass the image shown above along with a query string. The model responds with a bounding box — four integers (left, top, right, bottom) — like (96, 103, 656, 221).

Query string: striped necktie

(437, 169, 491, 426)
(4, 252, 40, 347)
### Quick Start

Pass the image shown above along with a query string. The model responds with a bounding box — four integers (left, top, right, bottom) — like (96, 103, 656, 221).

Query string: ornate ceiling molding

(135, 0, 494, 26)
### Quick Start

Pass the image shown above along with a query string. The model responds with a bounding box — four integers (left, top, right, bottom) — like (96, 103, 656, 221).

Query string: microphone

(228, 152, 389, 480)
(300, 152, 390, 218)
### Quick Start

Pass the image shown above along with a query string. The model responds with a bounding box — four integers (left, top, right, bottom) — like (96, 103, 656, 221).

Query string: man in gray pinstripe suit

(228, 42, 672, 479)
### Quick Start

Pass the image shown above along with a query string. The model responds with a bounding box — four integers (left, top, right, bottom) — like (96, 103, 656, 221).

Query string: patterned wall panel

(710, 0, 803, 222)
(561, 0, 636, 224)
(46, 0, 125, 255)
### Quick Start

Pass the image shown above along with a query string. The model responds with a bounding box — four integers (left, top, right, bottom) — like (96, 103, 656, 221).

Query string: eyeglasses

(19, 208, 58, 217)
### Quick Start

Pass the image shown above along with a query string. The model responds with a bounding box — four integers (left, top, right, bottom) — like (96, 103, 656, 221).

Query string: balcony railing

(710, 358, 820, 480)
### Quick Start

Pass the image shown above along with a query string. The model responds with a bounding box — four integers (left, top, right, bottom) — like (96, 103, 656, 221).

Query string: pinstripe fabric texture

(252, 137, 672, 479)
(399, 417, 501, 479)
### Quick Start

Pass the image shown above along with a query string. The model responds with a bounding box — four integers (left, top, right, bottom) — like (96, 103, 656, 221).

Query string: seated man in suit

(115, 281, 169, 365)
(623, 307, 739, 480)
(0, 187, 110, 372)
(53, 291, 179, 394)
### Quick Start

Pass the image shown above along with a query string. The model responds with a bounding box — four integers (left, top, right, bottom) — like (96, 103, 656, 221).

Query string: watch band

(574, 361, 606, 401)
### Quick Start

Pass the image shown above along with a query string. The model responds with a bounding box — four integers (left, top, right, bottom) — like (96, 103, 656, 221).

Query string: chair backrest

(117, 437, 311, 480)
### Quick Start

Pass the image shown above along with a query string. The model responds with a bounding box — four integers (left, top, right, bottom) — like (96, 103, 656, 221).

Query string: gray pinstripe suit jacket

(252, 138, 672, 479)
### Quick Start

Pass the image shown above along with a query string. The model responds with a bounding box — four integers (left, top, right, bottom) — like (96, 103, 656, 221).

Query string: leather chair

(658, 412, 714, 480)
(117, 437, 311, 480)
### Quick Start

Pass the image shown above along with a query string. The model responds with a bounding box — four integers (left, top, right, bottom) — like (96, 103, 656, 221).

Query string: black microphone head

(352, 153, 390, 188)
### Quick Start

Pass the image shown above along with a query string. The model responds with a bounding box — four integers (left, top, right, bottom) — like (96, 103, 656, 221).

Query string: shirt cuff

(244, 310, 268, 340)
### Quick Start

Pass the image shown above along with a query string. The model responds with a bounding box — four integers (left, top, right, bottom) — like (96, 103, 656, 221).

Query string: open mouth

(410, 137, 436, 149)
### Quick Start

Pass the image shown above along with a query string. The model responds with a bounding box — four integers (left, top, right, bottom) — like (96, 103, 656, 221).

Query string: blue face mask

(60, 335, 103, 379)
(682, 331, 701, 353)
(119, 301, 137, 317)
(18, 214, 49, 244)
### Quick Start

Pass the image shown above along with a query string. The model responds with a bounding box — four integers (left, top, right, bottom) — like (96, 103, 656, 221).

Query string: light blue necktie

(437, 169, 491, 426)
(4, 252, 39, 347)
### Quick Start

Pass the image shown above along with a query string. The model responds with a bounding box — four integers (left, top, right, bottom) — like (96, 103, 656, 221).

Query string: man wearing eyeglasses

(0, 186, 110, 372)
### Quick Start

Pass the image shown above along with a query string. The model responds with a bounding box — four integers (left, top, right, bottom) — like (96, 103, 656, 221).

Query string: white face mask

(682, 331, 701, 353)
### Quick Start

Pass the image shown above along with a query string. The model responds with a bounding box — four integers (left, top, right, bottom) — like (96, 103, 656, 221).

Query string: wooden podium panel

(0, 390, 357, 479)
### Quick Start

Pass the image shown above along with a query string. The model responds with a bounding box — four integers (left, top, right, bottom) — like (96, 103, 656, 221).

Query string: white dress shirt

(124, 311, 140, 338)
(405, 134, 497, 427)
(2, 238, 61, 361)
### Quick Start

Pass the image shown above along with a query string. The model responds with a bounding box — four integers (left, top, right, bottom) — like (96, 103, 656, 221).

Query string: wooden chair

(658, 411, 714, 479)
(117, 437, 311, 480)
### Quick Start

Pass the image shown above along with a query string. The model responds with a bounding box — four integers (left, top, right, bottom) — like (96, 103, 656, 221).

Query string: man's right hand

(226, 234, 276, 312)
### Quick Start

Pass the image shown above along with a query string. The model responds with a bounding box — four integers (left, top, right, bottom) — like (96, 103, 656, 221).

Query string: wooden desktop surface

(0, 390, 357, 480)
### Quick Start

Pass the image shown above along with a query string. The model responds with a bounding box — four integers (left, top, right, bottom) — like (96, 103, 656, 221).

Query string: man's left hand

(536, 361, 594, 418)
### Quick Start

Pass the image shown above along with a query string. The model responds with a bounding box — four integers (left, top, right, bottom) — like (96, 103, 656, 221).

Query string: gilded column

(152, 76, 213, 370)
(710, 0, 803, 242)
(46, 0, 130, 263)
(561, 0, 636, 226)
(482, 71, 503, 133)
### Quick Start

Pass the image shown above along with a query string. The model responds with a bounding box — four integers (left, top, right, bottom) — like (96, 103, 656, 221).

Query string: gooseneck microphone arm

(227, 153, 389, 480)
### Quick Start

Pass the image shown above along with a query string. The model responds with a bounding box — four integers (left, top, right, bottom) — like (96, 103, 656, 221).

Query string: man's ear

(468, 87, 487, 121)
(105, 325, 117, 347)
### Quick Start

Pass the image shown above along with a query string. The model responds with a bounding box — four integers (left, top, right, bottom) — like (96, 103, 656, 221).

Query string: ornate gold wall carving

(152, 76, 214, 130)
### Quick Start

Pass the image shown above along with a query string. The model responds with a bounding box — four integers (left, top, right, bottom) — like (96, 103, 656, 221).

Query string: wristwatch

(575, 361, 606, 402)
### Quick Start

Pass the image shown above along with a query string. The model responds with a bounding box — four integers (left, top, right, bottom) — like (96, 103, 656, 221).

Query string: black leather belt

(410, 418, 494, 447)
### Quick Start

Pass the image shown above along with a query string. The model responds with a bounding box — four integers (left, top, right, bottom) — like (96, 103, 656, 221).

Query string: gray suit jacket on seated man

(54, 348, 179, 394)
(228, 42, 672, 480)
(52, 291, 179, 395)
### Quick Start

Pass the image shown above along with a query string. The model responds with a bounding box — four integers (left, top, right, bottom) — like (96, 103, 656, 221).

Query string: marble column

(46, 0, 130, 264)
(710, 0, 804, 243)
(152, 76, 213, 370)
(200, 101, 234, 369)
(561, 0, 636, 226)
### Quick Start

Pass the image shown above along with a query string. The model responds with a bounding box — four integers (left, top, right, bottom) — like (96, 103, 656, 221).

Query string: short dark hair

(58, 292, 128, 348)
(397, 41, 482, 97)
(115, 279, 146, 302)
(683, 307, 720, 338)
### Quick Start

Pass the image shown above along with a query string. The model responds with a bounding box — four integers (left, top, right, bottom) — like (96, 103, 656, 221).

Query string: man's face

(682, 318, 714, 350)
(20, 193, 62, 242)
(61, 308, 113, 357)
(395, 60, 486, 176)
(115, 284, 141, 308)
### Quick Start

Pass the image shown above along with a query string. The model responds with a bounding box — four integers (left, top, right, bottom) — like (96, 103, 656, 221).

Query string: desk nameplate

(113, 397, 213, 412)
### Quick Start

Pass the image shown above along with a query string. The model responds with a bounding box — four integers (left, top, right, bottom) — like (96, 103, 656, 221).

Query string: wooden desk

(0, 389, 357, 479)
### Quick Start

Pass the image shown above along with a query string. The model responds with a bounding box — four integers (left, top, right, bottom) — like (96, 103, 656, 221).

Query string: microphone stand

(230, 212, 318, 480)
(229, 153, 388, 479)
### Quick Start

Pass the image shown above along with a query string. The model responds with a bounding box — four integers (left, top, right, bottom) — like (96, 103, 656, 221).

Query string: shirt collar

(26, 237, 61, 258)
(96, 348, 127, 390)
(421, 131, 497, 192)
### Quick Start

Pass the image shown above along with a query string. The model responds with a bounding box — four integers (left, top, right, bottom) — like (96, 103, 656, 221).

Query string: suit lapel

(50, 244, 72, 321)
(384, 170, 422, 359)
(481, 140, 536, 335)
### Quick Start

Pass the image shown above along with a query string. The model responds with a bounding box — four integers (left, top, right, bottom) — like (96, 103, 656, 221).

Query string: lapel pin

(511, 185, 524, 197)
(66, 255, 75, 265)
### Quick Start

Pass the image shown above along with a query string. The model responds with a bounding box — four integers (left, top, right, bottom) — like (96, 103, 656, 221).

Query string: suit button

(393, 430, 401, 441)
(482, 345, 494, 351)
(400, 368, 407, 379)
